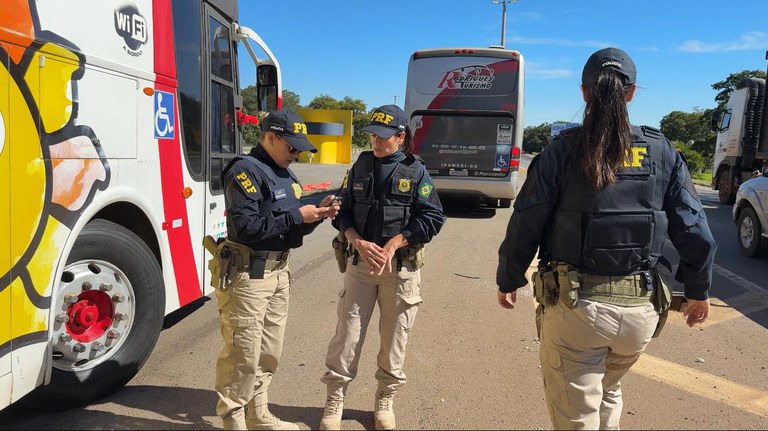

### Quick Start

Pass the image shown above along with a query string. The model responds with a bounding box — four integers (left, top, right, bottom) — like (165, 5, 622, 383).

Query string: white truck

(711, 51, 768, 204)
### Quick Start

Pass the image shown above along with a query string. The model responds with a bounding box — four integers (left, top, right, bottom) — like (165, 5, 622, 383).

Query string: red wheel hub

(65, 290, 114, 343)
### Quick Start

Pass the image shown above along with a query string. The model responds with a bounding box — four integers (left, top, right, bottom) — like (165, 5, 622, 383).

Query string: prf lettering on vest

(623, 147, 648, 168)
(236, 171, 258, 194)
(371, 112, 394, 124)
(293, 122, 307, 135)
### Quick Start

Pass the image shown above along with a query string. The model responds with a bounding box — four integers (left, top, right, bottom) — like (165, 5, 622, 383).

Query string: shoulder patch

(235, 171, 259, 194)
(418, 181, 433, 198)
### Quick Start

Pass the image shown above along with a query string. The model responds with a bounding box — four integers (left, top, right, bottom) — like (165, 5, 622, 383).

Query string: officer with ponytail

(495, 48, 716, 429)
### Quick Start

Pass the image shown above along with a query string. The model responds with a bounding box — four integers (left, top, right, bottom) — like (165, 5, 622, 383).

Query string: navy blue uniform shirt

(222, 146, 322, 251)
(497, 129, 717, 300)
(336, 150, 446, 247)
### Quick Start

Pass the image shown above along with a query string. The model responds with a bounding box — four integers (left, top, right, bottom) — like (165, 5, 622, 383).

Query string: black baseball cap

(360, 105, 407, 138)
(581, 47, 637, 87)
(260, 109, 317, 153)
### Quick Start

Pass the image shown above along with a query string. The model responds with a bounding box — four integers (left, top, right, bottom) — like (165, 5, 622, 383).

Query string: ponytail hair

(400, 126, 414, 155)
(580, 68, 634, 189)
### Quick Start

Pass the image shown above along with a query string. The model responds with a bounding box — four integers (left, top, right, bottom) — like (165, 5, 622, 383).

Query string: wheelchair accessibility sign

(154, 90, 175, 139)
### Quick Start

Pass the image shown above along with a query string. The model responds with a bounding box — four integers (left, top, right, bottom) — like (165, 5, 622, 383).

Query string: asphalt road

(2, 156, 768, 430)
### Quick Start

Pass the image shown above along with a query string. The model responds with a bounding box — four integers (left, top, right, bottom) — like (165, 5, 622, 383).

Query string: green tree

(281, 90, 302, 113)
(673, 141, 706, 175)
(307, 94, 370, 149)
(712, 69, 766, 111)
(523, 122, 552, 153)
(659, 108, 716, 168)
(240, 87, 303, 150)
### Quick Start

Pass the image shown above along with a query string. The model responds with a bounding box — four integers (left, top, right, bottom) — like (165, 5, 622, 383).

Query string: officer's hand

(497, 290, 516, 309)
(683, 298, 710, 327)
(317, 195, 341, 220)
(299, 204, 332, 223)
(354, 239, 386, 272)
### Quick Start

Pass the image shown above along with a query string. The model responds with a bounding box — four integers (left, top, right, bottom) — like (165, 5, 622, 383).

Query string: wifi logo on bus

(114, 4, 147, 57)
(437, 65, 495, 90)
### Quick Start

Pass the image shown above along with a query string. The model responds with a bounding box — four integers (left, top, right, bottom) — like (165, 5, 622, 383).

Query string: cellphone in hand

(324, 198, 342, 207)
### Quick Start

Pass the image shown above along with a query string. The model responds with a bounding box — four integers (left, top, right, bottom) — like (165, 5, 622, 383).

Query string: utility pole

(491, 0, 518, 48)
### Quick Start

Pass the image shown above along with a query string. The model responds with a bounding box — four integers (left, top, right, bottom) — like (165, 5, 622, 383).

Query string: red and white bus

(0, 0, 279, 410)
(404, 47, 524, 208)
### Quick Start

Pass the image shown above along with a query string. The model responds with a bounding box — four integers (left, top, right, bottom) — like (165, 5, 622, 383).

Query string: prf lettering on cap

(293, 122, 307, 135)
(623, 147, 648, 168)
(371, 112, 394, 124)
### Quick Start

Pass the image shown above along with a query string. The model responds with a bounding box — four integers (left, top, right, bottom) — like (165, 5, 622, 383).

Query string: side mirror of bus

(257, 64, 278, 112)
(710, 110, 721, 132)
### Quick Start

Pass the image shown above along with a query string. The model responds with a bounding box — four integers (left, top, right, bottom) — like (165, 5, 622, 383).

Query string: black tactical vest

(224, 155, 304, 249)
(545, 126, 668, 276)
(350, 151, 422, 241)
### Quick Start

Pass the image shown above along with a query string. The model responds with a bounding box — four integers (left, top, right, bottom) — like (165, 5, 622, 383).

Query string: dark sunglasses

(275, 134, 301, 154)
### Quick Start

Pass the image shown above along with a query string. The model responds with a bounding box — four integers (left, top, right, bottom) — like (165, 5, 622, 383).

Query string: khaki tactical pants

(540, 299, 659, 430)
(321, 257, 422, 397)
(214, 266, 291, 429)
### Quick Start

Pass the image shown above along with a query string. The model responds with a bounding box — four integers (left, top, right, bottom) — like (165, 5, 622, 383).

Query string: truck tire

(21, 219, 165, 410)
(737, 207, 764, 257)
(718, 172, 736, 204)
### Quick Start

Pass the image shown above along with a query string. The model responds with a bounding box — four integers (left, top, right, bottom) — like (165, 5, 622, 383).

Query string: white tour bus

(404, 47, 524, 208)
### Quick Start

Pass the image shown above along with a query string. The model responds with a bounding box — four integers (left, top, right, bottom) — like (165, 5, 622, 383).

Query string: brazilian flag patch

(419, 182, 433, 198)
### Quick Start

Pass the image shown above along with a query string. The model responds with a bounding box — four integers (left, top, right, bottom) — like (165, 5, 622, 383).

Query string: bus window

(208, 13, 237, 193)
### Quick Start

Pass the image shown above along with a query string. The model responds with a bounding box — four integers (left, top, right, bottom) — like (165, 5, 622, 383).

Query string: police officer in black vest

(496, 48, 716, 430)
(319, 105, 445, 430)
(215, 109, 340, 430)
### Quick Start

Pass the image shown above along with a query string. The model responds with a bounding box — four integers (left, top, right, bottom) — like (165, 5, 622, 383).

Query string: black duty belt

(252, 250, 290, 261)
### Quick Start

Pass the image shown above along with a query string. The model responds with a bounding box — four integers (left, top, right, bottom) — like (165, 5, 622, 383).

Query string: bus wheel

(498, 199, 512, 208)
(22, 219, 164, 411)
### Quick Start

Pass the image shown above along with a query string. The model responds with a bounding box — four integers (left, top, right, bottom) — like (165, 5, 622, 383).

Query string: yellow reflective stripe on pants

(321, 257, 421, 396)
(214, 266, 291, 429)
(539, 299, 659, 430)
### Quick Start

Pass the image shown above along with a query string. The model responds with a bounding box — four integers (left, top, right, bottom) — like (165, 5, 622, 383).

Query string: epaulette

(641, 125, 662, 140)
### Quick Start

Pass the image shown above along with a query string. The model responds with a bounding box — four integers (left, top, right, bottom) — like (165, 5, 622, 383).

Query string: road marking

(633, 355, 768, 418)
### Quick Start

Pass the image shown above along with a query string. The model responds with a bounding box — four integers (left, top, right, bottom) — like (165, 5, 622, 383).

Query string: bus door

(0, 53, 10, 378)
(201, 5, 238, 291)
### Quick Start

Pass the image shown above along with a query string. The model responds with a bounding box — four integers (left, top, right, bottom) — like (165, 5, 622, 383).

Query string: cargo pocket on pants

(540, 346, 567, 405)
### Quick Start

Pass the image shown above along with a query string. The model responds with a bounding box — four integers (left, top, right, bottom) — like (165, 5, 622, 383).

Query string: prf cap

(360, 105, 407, 139)
(581, 47, 636, 87)
(260, 109, 317, 153)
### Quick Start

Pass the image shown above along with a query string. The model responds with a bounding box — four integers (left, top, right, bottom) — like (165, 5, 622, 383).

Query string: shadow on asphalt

(0, 386, 218, 430)
(272, 403, 375, 430)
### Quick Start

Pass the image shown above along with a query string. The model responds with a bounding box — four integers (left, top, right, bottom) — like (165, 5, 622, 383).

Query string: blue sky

(238, 0, 768, 129)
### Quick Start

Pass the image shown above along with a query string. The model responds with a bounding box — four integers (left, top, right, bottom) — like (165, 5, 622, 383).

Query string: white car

(733, 172, 768, 257)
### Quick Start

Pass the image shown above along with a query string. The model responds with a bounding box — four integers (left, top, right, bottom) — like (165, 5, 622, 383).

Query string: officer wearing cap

(318, 105, 445, 430)
(214, 109, 340, 430)
(495, 48, 716, 429)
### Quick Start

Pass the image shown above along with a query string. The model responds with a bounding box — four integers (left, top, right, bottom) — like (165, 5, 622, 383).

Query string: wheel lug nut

(107, 330, 121, 339)
(92, 342, 105, 352)
(112, 294, 125, 303)
(99, 283, 113, 292)
(64, 293, 79, 304)
(55, 312, 69, 323)
(114, 312, 129, 321)
(73, 343, 86, 353)
(59, 333, 72, 342)
(81, 282, 92, 291)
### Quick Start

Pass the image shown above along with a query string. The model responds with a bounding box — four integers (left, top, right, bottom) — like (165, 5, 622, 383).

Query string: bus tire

(498, 198, 512, 208)
(21, 219, 165, 411)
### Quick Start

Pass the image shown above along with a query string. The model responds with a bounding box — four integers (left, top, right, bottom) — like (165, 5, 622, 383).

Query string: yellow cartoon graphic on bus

(0, 0, 109, 353)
